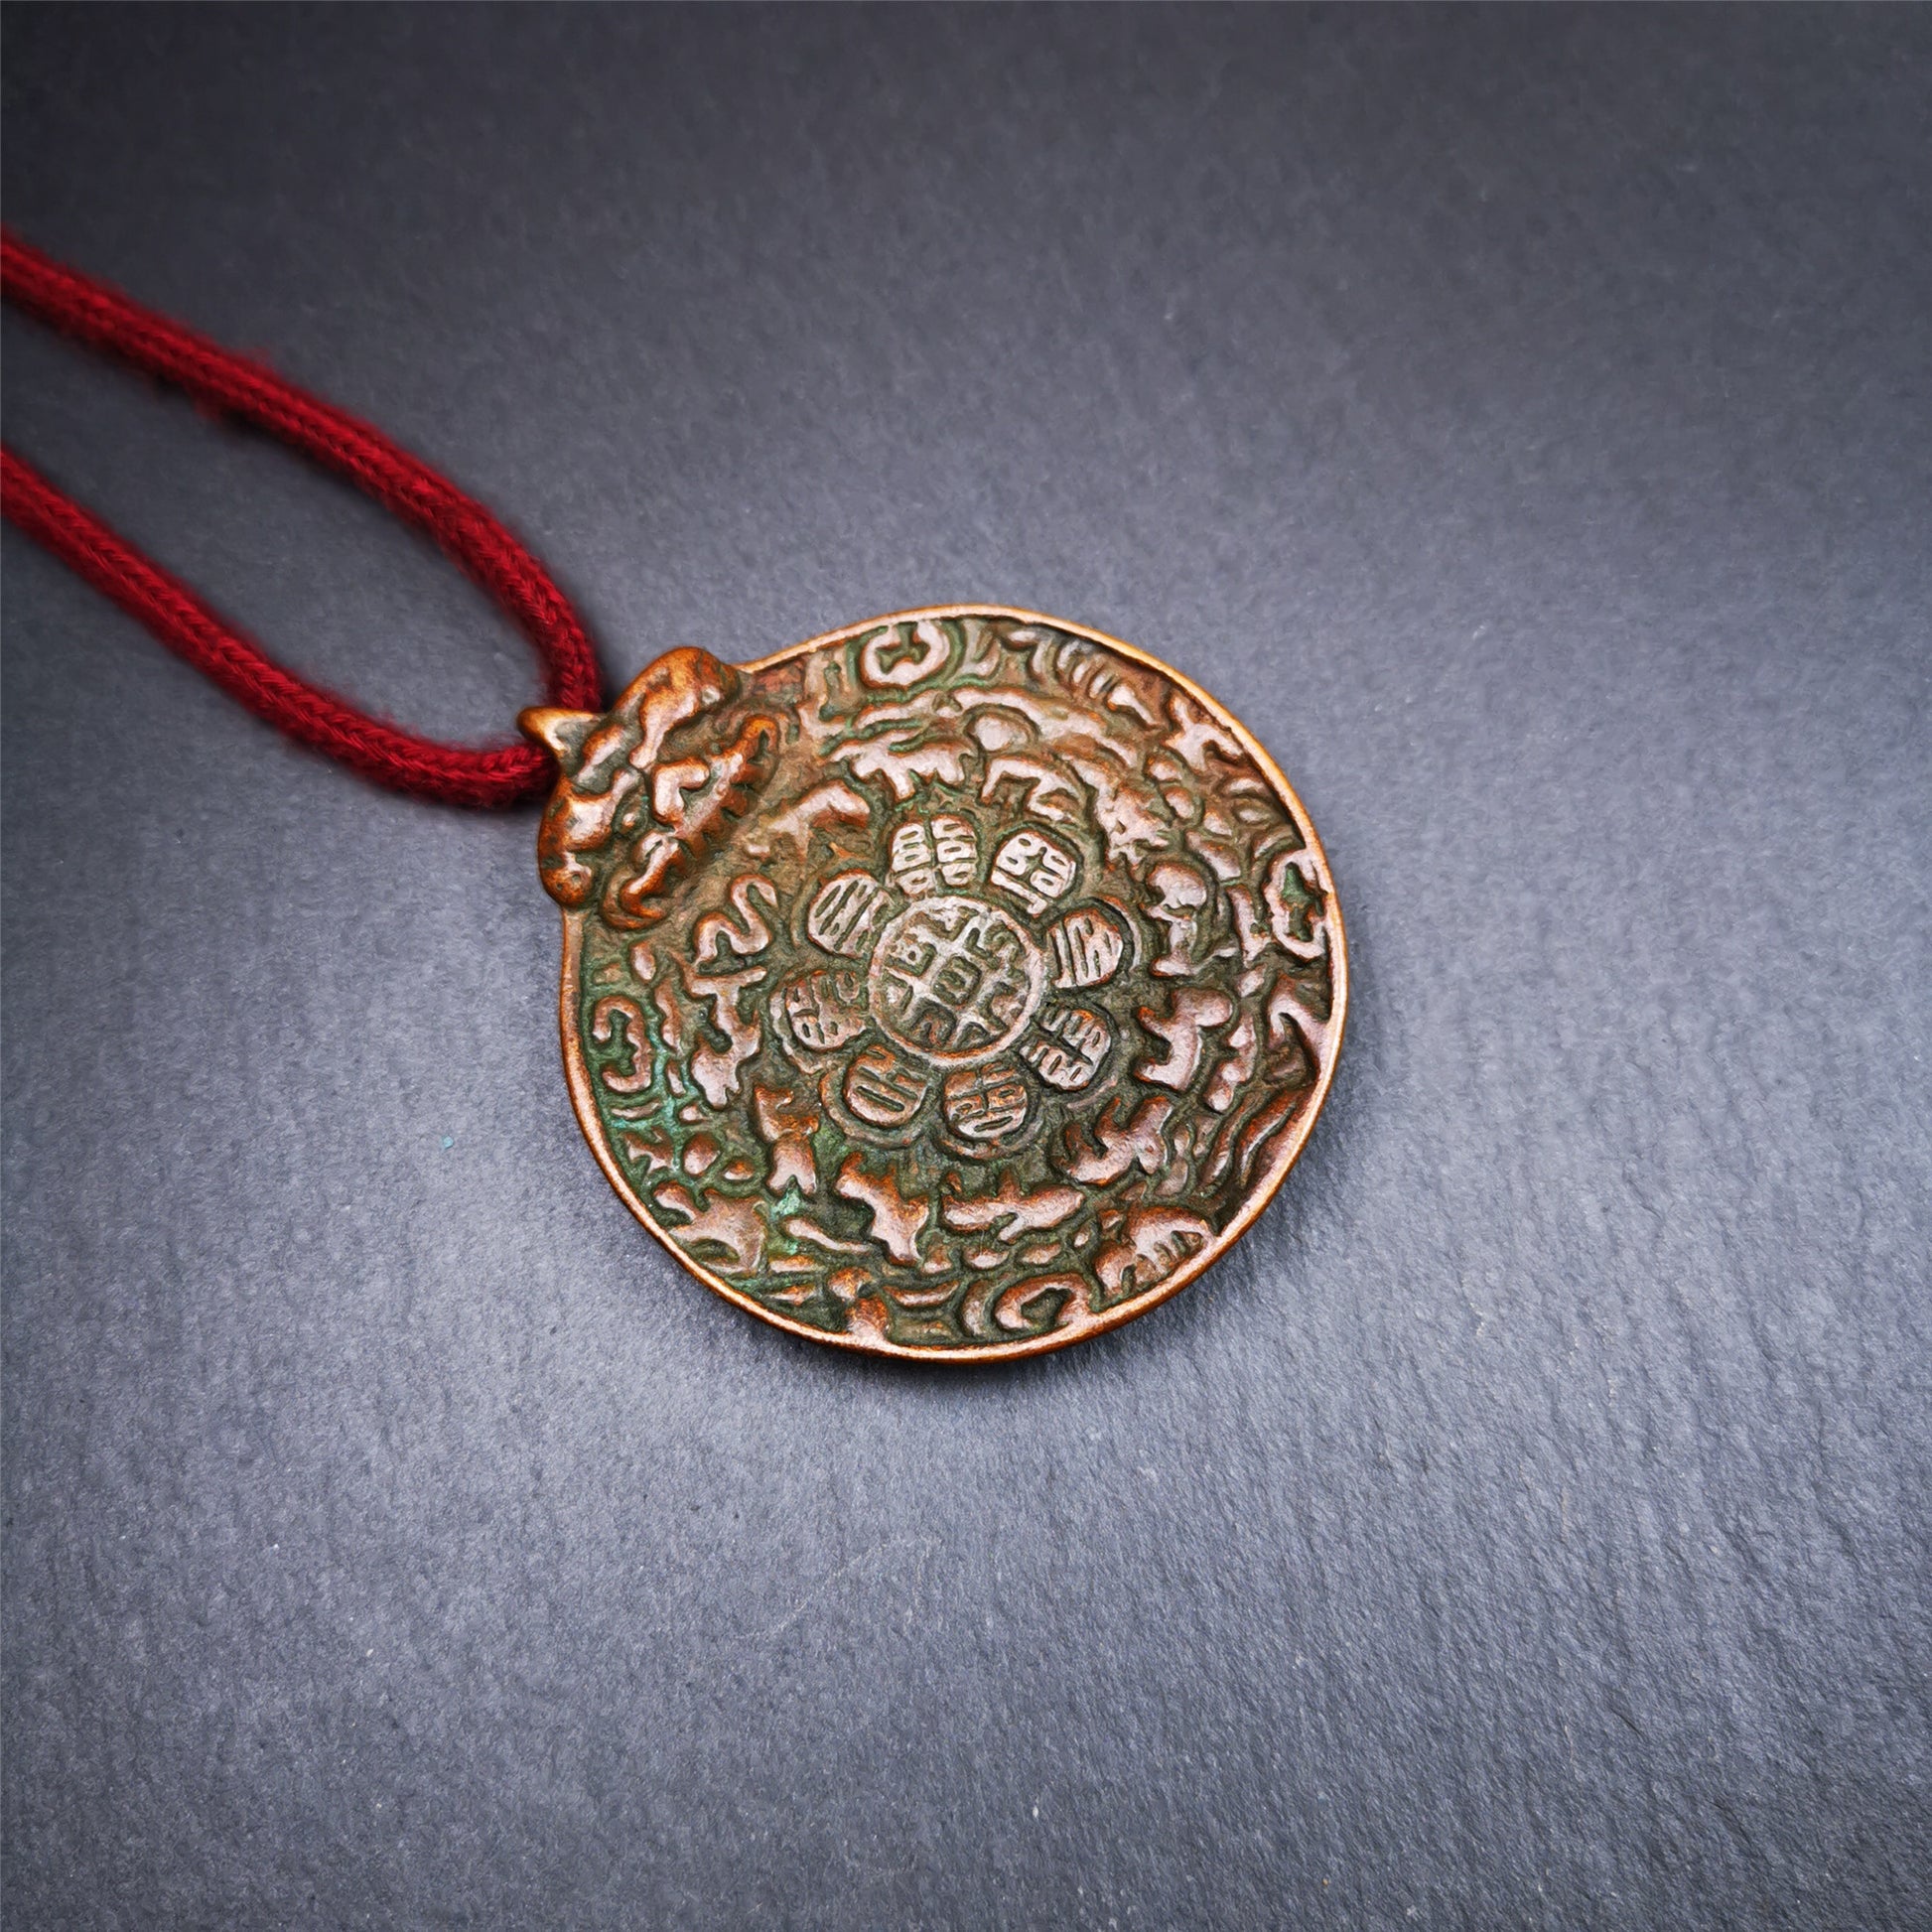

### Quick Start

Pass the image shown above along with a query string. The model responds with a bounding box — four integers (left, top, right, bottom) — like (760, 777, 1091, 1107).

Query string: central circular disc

(866, 894, 1046, 1067)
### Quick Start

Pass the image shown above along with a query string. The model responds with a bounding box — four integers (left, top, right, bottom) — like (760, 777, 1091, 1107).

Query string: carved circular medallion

(867, 897, 1045, 1067)
(526, 607, 1346, 1361)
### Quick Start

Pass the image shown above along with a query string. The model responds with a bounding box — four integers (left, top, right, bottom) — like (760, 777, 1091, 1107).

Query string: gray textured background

(3, 7, 1927, 1928)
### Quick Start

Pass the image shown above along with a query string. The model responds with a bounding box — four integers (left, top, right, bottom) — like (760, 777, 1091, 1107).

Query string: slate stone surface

(3, 7, 1927, 1928)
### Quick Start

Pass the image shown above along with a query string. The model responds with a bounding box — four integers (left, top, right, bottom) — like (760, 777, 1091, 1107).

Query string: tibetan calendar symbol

(527, 608, 1345, 1360)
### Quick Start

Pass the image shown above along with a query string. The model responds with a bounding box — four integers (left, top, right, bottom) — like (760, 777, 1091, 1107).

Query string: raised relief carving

(589, 996, 653, 1095)
(1263, 846, 1328, 963)
(1134, 987, 1236, 1091)
(1145, 860, 1211, 978)
(691, 875, 778, 964)
(859, 619, 951, 689)
(989, 829, 1078, 916)
(1020, 1005, 1112, 1091)
(1092, 1207, 1213, 1308)
(679, 961, 766, 1109)
(843, 1045, 931, 1130)
(1048, 905, 1128, 989)
(941, 1061, 1034, 1150)
(752, 1084, 820, 1196)
(776, 969, 868, 1055)
(930, 816, 978, 887)
(1060, 1094, 1175, 1185)
(759, 781, 873, 859)
(941, 1173, 1084, 1243)
(807, 872, 893, 956)
(650, 1183, 767, 1276)
(549, 612, 1341, 1357)
(834, 1154, 932, 1264)
(872, 899, 1044, 1063)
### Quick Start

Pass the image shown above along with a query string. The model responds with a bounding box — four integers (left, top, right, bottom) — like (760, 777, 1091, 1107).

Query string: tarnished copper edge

(553, 604, 1349, 1364)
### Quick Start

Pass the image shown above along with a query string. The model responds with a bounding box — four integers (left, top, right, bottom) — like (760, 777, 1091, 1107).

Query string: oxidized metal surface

(524, 607, 1345, 1361)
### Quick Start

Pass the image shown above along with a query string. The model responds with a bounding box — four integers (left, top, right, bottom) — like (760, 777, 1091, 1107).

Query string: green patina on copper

(528, 608, 1344, 1361)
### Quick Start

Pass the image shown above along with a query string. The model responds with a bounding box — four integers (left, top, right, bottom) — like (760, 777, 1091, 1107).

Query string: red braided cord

(0, 228, 604, 807)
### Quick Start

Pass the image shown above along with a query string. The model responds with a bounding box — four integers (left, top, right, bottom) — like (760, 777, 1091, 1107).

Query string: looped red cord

(0, 228, 604, 806)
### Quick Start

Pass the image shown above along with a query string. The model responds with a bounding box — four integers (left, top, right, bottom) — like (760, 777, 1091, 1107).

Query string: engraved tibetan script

(531, 610, 1343, 1360)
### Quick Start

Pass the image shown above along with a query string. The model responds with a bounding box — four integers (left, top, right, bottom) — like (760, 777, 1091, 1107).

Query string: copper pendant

(522, 607, 1345, 1361)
